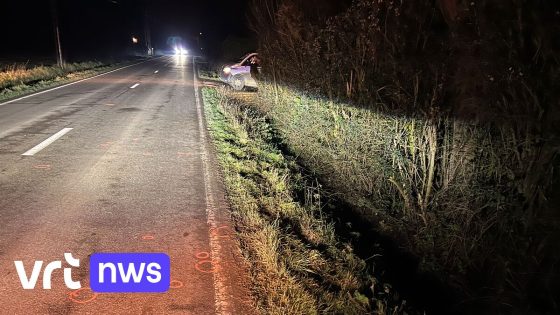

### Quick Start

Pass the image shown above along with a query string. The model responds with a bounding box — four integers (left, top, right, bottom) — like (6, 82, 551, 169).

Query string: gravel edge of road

(193, 59, 258, 314)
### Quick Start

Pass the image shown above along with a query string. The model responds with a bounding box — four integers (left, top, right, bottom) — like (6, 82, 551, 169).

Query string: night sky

(0, 0, 251, 62)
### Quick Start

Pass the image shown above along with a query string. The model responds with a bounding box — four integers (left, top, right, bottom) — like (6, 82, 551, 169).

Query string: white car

(220, 53, 261, 91)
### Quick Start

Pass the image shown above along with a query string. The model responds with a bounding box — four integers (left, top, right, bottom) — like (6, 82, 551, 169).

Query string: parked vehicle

(220, 53, 261, 91)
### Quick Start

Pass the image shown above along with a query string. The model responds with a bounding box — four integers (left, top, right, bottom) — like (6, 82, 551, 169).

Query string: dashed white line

(22, 128, 73, 156)
(130, 83, 140, 89)
(154, 70, 159, 74)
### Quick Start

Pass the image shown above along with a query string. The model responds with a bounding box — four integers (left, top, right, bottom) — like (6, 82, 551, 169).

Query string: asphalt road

(0, 56, 252, 314)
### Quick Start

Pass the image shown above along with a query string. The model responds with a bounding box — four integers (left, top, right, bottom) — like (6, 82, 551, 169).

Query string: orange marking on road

(195, 259, 220, 273)
(143, 152, 153, 156)
(141, 235, 155, 240)
(67, 287, 98, 304)
(195, 252, 210, 260)
(169, 280, 184, 289)
(33, 164, 51, 170)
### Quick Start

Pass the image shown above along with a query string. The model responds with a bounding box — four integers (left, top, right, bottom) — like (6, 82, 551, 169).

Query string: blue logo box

(90, 253, 170, 293)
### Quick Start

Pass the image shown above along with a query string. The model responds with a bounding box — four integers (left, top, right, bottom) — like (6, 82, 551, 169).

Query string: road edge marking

(22, 127, 73, 156)
(0, 57, 163, 107)
(130, 83, 140, 89)
(193, 56, 232, 315)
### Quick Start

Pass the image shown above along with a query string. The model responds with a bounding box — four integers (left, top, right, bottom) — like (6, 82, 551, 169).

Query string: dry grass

(239, 0, 559, 312)
(234, 82, 558, 312)
(0, 62, 109, 102)
(202, 86, 414, 314)
(0, 62, 104, 89)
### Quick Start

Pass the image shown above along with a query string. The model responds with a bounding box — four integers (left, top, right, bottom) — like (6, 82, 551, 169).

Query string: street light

(197, 32, 203, 52)
(132, 36, 139, 44)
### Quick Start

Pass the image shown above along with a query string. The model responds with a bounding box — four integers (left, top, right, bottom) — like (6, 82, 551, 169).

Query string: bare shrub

(248, 0, 560, 311)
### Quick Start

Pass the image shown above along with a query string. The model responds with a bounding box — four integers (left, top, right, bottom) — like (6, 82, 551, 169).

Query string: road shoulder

(193, 60, 257, 314)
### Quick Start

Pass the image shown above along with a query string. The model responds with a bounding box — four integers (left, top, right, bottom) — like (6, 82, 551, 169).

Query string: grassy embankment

(250, 82, 557, 310)
(202, 87, 415, 315)
(246, 1, 559, 312)
(196, 60, 222, 81)
(205, 79, 559, 313)
(0, 62, 114, 102)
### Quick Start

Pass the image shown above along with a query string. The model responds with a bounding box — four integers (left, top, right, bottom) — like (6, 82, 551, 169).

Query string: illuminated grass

(201, 87, 410, 314)
(218, 81, 560, 312)
(249, 1, 559, 311)
(0, 62, 112, 102)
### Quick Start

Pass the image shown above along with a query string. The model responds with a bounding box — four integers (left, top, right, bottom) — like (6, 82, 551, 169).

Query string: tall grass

(248, 0, 559, 312)
(0, 62, 105, 90)
(225, 82, 557, 311)
(202, 87, 417, 314)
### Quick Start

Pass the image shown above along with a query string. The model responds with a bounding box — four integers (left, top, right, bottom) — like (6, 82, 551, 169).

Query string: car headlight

(223, 67, 231, 74)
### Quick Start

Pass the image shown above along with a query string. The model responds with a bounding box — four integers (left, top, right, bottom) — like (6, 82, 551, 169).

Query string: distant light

(223, 67, 231, 74)
(132, 36, 138, 44)
(175, 47, 188, 56)
(199, 32, 203, 36)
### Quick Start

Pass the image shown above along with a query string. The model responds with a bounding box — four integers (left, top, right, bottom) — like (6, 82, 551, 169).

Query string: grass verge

(220, 82, 559, 313)
(202, 86, 415, 314)
(197, 61, 222, 82)
(0, 61, 121, 102)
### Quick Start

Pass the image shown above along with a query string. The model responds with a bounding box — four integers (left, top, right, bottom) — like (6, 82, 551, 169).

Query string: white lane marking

(154, 70, 159, 74)
(130, 83, 140, 89)
(0, 57, 164, 107)
(22, 128, 73, 156)
(193, 57, 231, 314)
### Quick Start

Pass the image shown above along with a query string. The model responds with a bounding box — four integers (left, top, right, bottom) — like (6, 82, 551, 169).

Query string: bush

(249, 0, 560, 312)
